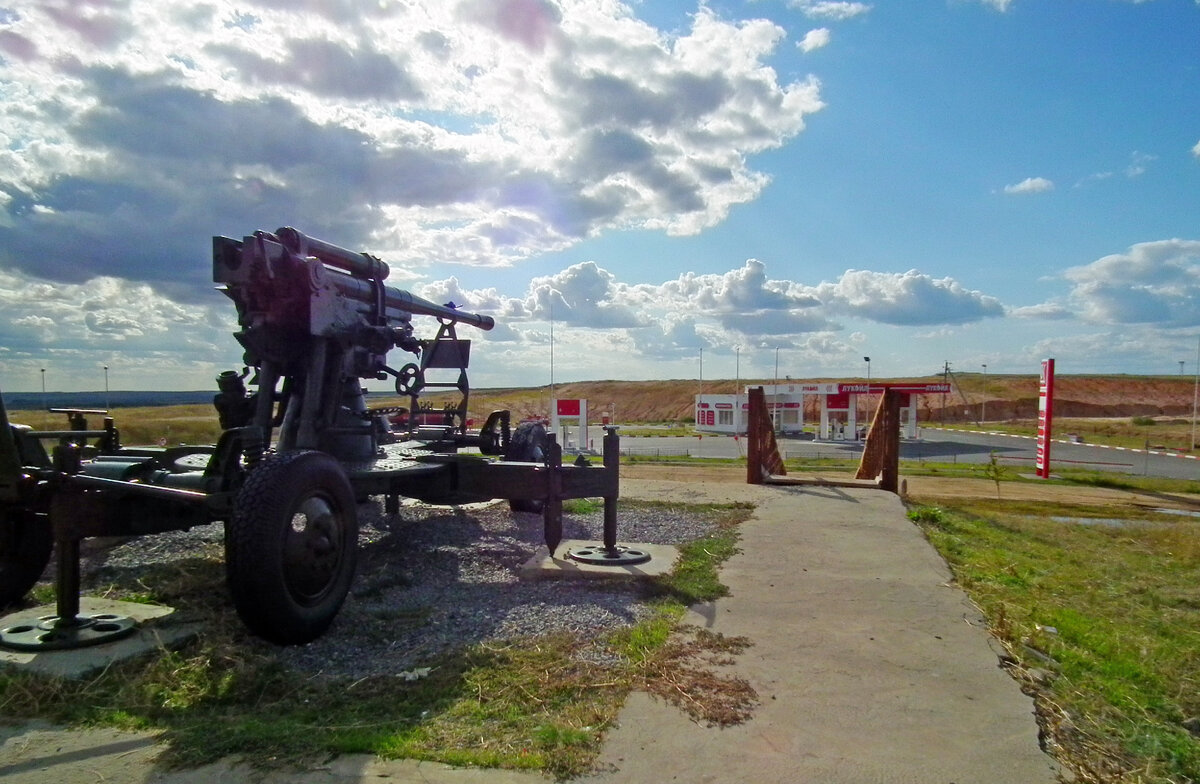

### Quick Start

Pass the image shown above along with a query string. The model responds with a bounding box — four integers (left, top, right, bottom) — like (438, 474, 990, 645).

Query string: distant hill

(3, 374, 1195, 424)
(405, 374, 1200, 425)
(1, 390, 215, 411)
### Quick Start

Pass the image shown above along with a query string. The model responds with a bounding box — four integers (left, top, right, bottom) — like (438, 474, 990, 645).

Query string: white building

(695, 382, 949, 440)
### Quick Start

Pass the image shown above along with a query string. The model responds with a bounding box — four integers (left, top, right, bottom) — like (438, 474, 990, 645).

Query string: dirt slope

(445, 374, 1198, 425)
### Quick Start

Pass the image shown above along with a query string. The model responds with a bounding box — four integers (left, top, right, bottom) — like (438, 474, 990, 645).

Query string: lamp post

(981, 363, 987, 423)
(734, 346, 741, 434)
(1180, 360, 1186, 375)
(862, 356, 871, 426)
(1191, 337, 1199, 451)
(40, 368, 46, 411)
(104, 365, 109, 410)
(773, 347, 780, 433)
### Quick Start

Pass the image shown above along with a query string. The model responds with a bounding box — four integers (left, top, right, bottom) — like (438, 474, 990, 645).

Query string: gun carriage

(0, 228, 635, 650)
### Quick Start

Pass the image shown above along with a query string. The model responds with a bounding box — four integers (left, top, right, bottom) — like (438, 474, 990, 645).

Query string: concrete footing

(519, 540, 678, 582)
(0, 598, 200, 679)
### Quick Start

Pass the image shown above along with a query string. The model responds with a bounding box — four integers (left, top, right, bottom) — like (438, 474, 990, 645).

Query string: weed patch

(0, 499, 756, 778)
(907, 501, 1200, 783)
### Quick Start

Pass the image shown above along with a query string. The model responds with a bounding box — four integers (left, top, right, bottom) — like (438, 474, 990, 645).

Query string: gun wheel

(504, 421, 547, 514)
(0, 510, 53, 608)
(226, 450, 358, 645)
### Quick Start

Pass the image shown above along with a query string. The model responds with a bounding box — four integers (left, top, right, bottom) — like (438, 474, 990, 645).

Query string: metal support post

(602, 426, 619, 554)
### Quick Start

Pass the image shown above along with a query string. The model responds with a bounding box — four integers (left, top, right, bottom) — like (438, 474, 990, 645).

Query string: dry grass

(908, 501, 1200, 783)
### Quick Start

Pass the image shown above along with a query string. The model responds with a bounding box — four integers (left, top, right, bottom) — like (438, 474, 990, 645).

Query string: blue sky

(0, 0, 1198, 393)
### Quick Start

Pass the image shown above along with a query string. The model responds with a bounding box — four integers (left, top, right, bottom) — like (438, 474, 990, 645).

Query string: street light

(40, 368, 46, 411)
(981, 363, 987, 423)
(863, 356, 871, 383)
(773, 347, 780, 433)
(734, 346, 741, 434)
(104, 365, 110, 410)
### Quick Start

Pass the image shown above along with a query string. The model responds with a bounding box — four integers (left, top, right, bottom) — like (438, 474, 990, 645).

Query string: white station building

(694, 382, 951, 440)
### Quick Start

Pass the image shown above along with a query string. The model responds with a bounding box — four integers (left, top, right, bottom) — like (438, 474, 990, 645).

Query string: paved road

(600, 426, 1199, 481)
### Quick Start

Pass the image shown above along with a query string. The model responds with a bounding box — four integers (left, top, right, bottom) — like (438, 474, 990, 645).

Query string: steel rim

(283, 494, 345, 604)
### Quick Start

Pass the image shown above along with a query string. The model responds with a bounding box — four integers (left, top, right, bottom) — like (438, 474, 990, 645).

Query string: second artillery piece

(0, 227, 644, 650)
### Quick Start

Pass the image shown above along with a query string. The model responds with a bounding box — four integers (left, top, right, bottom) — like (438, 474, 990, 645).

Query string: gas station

(550, 398, 589, 451)
(695, 382, 951, 440)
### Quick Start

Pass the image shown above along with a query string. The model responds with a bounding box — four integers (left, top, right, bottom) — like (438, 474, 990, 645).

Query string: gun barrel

(329, 274, 494, 330)
(386, 288, 495, 330)
(275, 227, 389, 281)
(273, 229, 494, 331)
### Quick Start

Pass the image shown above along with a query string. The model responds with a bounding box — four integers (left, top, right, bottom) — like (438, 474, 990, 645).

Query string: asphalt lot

(599, 426, 1199, 481)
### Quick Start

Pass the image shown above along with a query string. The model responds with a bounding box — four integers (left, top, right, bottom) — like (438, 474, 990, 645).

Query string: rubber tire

(0, 509, 53, 608)
(226, 450, 358, 645)
(505, 421, 547, 514)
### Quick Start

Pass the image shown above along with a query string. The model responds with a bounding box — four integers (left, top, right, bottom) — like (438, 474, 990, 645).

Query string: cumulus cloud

(1003, 176, 1054, 195)
(432, 258, 1003, 364)
(1061, 239, 1200, 326)
(0, 266, 239, 390)
(523, 263, 645, 328)
(799, 28, 831, 52)
(0, 0, 823, 298)
(813, 269, 1005, 325)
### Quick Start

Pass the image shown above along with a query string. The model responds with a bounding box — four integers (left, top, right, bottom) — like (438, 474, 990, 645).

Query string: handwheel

(394, 363, 422, 396)
(504, 421, 547, 514)
(225, 450, 358, 645)
(0, 509, 53, 608)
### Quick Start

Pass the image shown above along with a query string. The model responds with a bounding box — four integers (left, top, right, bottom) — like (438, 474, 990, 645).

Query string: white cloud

(1024, 328, 1197, 374)
(977, 0, 1014, 11)
(1061, 239, 1200, 326)
(1125, 150, 1156, 178)
(812, 269, 1006, 325)
(788, 1, 872, 21)
(798, 28, 831, 52)
(0, 266, 239, 390)
(1192, 139, 1200, 159)
(1003, 176, 1054, 195)
(436, 259, 1004, 366)
(0, 0, 824, 294)
(1010, 302, 1073, 320)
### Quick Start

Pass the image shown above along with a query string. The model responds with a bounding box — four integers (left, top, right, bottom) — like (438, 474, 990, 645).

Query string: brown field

(436, 373, 1199, 425)
(8, 373, 1197, 449)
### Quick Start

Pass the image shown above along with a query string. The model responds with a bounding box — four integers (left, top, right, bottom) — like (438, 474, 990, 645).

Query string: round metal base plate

(0, 613, 138, 651)
(566, 545, 652, 566)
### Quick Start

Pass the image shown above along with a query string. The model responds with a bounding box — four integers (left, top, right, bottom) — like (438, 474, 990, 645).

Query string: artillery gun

(0, 228, 637, 650)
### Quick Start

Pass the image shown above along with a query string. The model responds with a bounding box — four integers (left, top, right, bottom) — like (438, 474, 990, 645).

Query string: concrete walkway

(585, 480, 1057, 784)
(0, 481, 1057, 783)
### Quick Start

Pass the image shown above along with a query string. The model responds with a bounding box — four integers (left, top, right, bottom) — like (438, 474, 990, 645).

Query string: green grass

(0, 499, 754, 777)
(907, 500, 1200, 783)
(946, 417, 1198, 453)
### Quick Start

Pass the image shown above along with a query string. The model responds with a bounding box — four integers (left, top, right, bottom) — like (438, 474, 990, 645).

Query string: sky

(1, 0, 1198, 394)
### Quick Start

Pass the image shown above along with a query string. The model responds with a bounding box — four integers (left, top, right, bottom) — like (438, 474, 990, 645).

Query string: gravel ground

(74, 497, 720, 680)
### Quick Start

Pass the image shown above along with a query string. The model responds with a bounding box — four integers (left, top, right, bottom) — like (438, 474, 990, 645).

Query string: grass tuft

(907, 500, 1200, 783)
(0, 499, 756, 779)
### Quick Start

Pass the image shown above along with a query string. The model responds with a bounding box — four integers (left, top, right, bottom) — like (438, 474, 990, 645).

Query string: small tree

(983, 451, 1009, 498)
